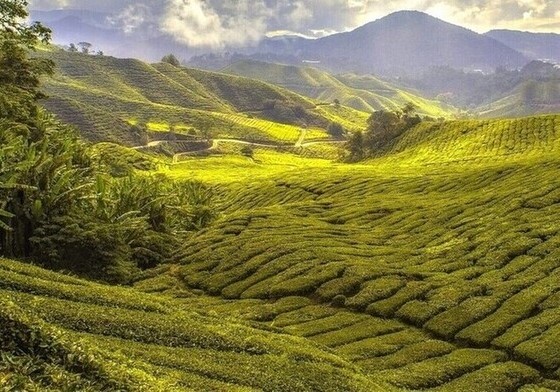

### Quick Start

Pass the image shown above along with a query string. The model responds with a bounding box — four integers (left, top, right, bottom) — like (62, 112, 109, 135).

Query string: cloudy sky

(29, 0, 560, 48)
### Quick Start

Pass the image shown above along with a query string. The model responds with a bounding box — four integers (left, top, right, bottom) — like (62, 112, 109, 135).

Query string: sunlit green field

(144, 114, 560, 391)
(164, 149, 343, 184)
(5, 108, 560, 390)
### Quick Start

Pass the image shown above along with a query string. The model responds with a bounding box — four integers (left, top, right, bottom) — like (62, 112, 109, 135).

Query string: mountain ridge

(33, 9, 532, 76)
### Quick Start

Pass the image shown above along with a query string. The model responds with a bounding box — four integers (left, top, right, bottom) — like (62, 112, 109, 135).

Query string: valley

(2, 3, 560, 391)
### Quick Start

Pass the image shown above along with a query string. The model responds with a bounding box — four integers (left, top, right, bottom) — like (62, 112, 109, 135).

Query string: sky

(29, 0, 560, 48)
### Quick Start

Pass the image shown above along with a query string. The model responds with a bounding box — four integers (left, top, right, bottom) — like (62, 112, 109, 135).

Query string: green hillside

(6, 5, 560, 390)
(221, 60, 453, 117)
(478, 80, 560, 118)
(142, 114, 560, 391)
(37, 50, 367, 146)
(0, 257, 387, 391)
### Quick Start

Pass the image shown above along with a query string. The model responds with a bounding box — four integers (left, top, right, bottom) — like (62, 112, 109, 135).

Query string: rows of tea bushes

(0, 257, 386, 391)
(160, 114, 560, 390)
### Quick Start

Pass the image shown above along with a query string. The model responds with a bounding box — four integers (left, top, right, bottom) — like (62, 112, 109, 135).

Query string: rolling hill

(37, 49, 368, 146)
(0, 257, 387, 391)
(140, 113, 560, 391)
(5, 111, 560, 390)
(6, 4, 560, 391)
(477, 79, 560, 118)
(221, 60, 453, 116)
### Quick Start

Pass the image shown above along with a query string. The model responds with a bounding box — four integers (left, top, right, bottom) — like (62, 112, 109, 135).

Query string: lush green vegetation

(222, 59, 454, 117)
(0, 1, 215, 283)
(0, 257, 386, 391)
(345, 103, 423, 161)
(35, 49, 366, 146)
(3, 2, 560, 390)
(144, 113, 560, 391)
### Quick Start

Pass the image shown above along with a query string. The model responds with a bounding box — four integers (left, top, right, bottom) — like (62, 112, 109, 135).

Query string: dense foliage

(346, 103, 421, 161)
(0, 0, 215, 282)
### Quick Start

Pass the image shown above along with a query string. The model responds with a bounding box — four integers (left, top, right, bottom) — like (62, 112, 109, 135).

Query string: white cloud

(160, 0, 268, 48)
(29, 0, 560, 40)
(107, 4, 151, 34)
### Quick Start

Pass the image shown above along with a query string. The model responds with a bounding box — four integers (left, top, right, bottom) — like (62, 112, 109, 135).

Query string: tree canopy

(346, 103, 422, 161)
(0, 0, 54, 123)
(161, 53, 181, 67)
(0, 0, 215, 283)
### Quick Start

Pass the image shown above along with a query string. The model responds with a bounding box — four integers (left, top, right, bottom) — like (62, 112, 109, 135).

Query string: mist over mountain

(301, 11, 527, 75)
(193, 11, 530, 76)
(485, 30, 560, 63)
(32, 9, 532, 76)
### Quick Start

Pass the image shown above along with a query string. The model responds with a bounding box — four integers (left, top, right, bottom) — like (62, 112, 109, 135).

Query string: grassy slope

(145, 114, 560, 391)
(0, 257, 388, 391)
(477, 81, 560, 118)
(38, 50, 367, 146)
(221, 60, 453, 117)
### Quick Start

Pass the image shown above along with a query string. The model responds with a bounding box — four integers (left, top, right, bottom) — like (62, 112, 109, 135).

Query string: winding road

(133, 129, 346, 163)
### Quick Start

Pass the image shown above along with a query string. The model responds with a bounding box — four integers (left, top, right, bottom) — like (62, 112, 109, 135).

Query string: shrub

(332, 294, 347, 307)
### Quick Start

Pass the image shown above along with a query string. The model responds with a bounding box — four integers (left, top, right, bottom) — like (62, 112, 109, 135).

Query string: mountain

(292, 11, 528, 75)
(33, 9, 531, 77)
(485, 30, 560, 63)
(196, 11, 530, 76)
(222, 59, 453, 116)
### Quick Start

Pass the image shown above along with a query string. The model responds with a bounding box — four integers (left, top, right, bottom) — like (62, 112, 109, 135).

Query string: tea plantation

(5, 3, 560, 389)
(135, 114, 560, 391)
(36, 49, 366, 146)
(0, 257, 388, 391)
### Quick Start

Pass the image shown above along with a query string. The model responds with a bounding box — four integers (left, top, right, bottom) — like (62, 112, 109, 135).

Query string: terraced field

(37, 50, 362, 146)
(222, 60, 453, 117)
(0, 258, 388, 391)
(140, 114, 560, 391)
(210, 113, 327, 142)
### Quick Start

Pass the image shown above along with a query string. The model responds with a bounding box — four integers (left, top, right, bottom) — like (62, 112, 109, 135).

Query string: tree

(333, 99, 341, 107)
(68, 43, 78, 52)
(0, 0, 217, 282)
(365, 110, 401, 148)
(345, 131, 365, 162)
(77, 42, 92, 54)
(241, 145, 254, 159)
(0, 0, 54, 124)
(161, 53, 180, 67)
(346, 102, 421, 160)
(327, 122, 345, 138)
(0, 1, 51, 48)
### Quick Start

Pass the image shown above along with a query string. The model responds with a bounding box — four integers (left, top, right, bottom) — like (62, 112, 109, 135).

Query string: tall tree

(77, 41, 92, 54)
(0, 0, 53, 124)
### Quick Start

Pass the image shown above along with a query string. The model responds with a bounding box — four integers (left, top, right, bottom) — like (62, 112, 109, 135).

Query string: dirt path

(132, 134, 346, 163)
(172, 139, 285, 163)
(294, 128, 308, 148)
